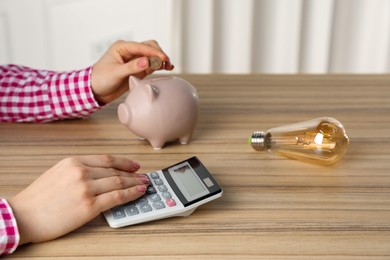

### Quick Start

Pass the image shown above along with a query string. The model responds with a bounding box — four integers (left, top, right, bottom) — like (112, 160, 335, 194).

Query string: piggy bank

(118, 76, 199, 149)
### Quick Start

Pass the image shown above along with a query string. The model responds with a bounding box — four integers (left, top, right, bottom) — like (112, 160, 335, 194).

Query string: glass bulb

(248, 117, 349, 165)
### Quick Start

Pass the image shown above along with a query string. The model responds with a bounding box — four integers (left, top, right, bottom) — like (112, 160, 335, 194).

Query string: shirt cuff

(47, 66, 102, 121)
(0, 198, 20, 255)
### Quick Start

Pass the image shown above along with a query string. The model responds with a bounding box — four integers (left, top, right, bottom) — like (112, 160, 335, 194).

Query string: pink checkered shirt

(0, 64, 102, 255)
(0, 64, 101, 122)
(0, 198, 19, 255)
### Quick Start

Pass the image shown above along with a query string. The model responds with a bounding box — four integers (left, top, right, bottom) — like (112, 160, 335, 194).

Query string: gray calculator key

(150, 172, 159, 179)
(162, 191, 172, 199)
(147, 186, 157, 194)
(139, 203, 153, 213)
(137, 196, 148, 204)
(124, 206, 139, 216)
(154, 178, 163, 185)
(148, 194, 161, 202)
(158, 185, 168, 192)
(112, 208, 126, 219)
(153, 201, 166, 210)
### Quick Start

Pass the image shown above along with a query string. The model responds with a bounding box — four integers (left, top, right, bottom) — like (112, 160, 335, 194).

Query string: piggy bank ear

(145, 84, 159, 103)
(129, 76, 140, 91)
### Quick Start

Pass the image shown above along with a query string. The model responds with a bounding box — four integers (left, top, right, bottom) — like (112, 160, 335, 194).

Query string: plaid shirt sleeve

(0, 64, 101, 122)
(0, 198, 20, 255)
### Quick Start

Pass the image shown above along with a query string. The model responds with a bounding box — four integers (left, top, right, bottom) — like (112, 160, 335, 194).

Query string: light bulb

(248, 117, 349, 165)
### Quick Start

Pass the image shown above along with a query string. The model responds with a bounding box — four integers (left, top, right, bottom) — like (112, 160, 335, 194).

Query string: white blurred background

(0, 0, 389, 73)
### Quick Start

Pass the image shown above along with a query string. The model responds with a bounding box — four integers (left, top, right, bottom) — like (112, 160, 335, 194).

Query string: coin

(148, 56, 163, 70)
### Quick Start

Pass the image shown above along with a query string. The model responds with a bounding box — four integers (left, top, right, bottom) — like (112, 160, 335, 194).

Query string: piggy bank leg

(148, 139, 165, 150)
(179, 133, 193, 145)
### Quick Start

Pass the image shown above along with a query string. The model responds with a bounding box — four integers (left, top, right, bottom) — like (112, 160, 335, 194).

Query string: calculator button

(146, 186, 157, 194)
(161, 191, 172, 199)
(154, 178, 163, 185)
(153, 201, 166, 210)
(137, 196, 148, 204)
(139, 203, 153, 213)
(121, 202, 134, 208)
(158, 185, 168, 192)
(150, 172, 159, 179)
(148, 194, 161, 202)
(112, 208, 126, 219)
(124, 206, 139, 216)
(166, 198, 176, 207)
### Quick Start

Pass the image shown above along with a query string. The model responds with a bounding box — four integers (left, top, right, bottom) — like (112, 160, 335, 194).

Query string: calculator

(103, 156, 223, 228)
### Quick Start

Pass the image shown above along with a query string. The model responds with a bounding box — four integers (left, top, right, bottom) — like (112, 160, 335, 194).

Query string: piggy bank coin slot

(150, 76, 174, 82)
(151, 85, 159, 95)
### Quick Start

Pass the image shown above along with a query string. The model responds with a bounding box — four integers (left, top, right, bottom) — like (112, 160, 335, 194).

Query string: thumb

(118, 57, 150, 78)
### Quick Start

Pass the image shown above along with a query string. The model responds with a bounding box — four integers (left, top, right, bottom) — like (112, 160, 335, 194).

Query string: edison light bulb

(248, 117, 349, 165)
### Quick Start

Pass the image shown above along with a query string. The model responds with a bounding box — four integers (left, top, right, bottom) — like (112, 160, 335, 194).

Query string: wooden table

(1, 75, 390, 259)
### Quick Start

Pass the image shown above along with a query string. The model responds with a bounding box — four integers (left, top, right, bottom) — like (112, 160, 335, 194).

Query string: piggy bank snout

(118, 103, 130, 124)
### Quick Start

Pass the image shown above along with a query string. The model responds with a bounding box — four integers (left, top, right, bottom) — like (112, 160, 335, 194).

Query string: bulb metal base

(249, 131, 266, 151)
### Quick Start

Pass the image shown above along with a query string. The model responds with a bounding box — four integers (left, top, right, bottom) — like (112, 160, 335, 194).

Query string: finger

(91, 175, 149, 195)
(94, 185, 147, 211)
(86, 167, 142, 180)
(141, 40, 166, 56)
(78, 155, 141, 173)
(116, 57, 150, 78)
(162, 60, 174, 71)
(121, 57, 174, 77)
(116, 41, 169, 62)
(141, 40, 175, 70)
(142, 39, 161, 48)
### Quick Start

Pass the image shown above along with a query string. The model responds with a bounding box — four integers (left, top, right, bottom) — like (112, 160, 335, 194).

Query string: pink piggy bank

(118, 76, 199, 149)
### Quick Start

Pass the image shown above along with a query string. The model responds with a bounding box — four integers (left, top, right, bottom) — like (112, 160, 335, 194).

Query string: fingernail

(139, 175, 149, 184)
(165, 61, 174, 70)
(136, 185, 147, 193)
(132, 161, 140, 170)
(138, 57, 149, 68)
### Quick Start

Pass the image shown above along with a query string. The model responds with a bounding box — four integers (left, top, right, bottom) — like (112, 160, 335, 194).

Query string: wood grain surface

(1, 74, 389, 259)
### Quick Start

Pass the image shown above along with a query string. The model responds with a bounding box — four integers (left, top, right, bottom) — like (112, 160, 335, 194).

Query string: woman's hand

(91, 40, 174, 104)
(8, 155, 149, 245)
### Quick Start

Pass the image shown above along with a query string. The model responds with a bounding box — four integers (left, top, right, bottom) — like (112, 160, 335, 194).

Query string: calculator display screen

(169, 162, 210, 202)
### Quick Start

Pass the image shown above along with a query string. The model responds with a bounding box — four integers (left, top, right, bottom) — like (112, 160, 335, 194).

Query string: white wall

(0, 0, 175, 70)
(0, 0, 389, 73)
